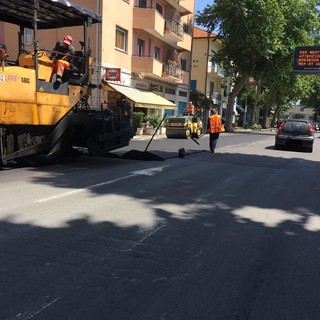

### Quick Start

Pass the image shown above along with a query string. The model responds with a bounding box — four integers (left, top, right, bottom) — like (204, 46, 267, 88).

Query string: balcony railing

(208, 62, 225, 77)
(165, 19, 184, 40)
(211, 92, 222, 105)
(162, 63, 183, 79)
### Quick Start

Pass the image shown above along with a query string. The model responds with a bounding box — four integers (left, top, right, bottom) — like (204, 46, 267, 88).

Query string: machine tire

(197, 128, 202, 137)
(185, 128, 191, 137)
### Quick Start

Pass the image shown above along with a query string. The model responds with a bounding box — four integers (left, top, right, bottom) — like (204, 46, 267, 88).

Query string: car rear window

(283, 122, 309, 135)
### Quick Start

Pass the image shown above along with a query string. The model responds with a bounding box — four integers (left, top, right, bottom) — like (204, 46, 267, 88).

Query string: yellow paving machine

(0, 0, 134, 166)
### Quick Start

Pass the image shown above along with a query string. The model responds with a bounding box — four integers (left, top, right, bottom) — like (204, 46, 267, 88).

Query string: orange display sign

(293, 46, 320, 74)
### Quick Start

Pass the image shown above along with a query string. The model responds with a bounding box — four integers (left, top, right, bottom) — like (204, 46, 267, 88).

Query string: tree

(301, 76, 320, 119)
(196, 0, 319, 132)
(190, 90, 211, 115)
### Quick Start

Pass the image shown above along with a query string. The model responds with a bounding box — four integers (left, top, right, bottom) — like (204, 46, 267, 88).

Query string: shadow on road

(1, 151, 320, 319)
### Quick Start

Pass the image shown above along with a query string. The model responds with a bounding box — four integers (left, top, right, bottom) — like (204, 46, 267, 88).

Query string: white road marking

(36, 165, 170, 203)
(13, 296, 60, 320)
(130, 165, 170, 176)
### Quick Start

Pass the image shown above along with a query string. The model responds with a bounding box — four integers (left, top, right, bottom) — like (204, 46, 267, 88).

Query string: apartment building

(0, 0, 195, 118)
(102, 0, 195, 117)
(190, 26, 233, 116)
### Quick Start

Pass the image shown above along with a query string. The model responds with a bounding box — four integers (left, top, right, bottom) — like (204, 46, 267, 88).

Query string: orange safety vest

(187, 104, 194, 114)
(209, 115, 224, 133)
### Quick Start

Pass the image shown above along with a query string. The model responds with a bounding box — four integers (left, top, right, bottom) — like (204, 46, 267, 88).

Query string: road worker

(207, 107, 225, 153)
(186, 101, 195, 115)
(51, 35, 75, 83)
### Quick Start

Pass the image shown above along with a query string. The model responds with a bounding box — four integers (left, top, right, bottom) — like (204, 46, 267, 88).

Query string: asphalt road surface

(1, 132, 320, 320)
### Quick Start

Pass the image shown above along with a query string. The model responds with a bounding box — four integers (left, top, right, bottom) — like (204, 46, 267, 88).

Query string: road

(1, 132, 320, 320)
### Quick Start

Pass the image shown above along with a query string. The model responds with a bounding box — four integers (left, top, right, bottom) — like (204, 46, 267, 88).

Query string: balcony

(166, 0, 193, 16)
(133, 7, 165, 38)
(211, 92, 223, 106)
(162, 63, 189, 84)
(164, 19, 184, 44)
(208, 63, 225, 77)
(132, 56, 163, 78)
(131, 56, 189, 85)
(177, 32, 192, 51)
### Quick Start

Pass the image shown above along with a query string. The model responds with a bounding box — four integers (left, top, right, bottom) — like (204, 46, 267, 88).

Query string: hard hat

(63, 35, 73, 45)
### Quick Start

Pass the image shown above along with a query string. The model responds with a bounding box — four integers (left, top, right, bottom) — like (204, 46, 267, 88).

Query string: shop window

(179, 91, 187, 97)
(165, 87, 175, 95)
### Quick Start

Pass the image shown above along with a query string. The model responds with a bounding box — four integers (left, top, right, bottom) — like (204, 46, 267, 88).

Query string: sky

(194, 0, 213, 28)
(195, 0, 211, 13)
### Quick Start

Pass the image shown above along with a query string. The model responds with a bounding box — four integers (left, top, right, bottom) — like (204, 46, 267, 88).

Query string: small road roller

(165, 115, 203, 139)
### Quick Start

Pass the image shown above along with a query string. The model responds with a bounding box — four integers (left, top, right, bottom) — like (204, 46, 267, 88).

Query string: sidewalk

(234, 127, 277, 135)
(132, 127, 278, 140)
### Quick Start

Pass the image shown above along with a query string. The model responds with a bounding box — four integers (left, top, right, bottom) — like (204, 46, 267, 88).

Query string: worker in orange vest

(51, 35, 75, 83)
(207, 107, 225, 153)
(186, 101, 195, 115)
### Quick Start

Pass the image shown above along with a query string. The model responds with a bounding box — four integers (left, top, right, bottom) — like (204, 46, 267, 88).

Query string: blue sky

(195, 0, 212, 13)
(194, 0, 213, 27)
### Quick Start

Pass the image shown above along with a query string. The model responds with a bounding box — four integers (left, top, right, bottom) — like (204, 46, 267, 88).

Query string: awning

(105, 82, 177, 110)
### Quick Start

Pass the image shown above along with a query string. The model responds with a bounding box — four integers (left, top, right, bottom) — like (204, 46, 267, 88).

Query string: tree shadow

(1, 150, 320, 319)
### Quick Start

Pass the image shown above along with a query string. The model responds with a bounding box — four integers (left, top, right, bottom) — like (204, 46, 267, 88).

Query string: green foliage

(195, 0, 319, 131)
(146, 114, 162, 128)
(190, 90, 211, 110)
(131, 111, 145, 128)
(301, 76, 320, 117)
(251, 123, 262, 130)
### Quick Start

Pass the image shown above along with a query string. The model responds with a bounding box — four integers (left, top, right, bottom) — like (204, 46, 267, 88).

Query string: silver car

(275, 119, 314, 152)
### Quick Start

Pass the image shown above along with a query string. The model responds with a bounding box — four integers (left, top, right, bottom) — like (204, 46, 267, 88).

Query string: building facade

(0, 0, 195, 119)
(190, 26, 236, 123)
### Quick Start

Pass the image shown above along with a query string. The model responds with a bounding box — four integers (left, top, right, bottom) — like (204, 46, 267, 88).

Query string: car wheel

(307, 146, 313, 153)
(275, 144, 280, 150)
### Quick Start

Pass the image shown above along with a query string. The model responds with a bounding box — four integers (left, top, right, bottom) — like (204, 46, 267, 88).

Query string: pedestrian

(116, 95, 131, 117)
(207, 107, 225, 153)
(50, 35, 75, 83)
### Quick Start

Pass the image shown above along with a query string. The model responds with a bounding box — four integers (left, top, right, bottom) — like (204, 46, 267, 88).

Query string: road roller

(165, 115, 203, 139)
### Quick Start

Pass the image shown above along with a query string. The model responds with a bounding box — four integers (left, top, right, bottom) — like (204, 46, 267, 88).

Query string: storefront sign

(133, 81, 149, 90)
(105, 68, 121, 81)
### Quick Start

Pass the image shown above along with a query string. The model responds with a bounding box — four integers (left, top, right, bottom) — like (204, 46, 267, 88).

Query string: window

(138, 0, 147, 8)
(179, 91, 187, 97)
(115, 26, 128, 52)
(183, 23, 190, 34)
(154, 47, 160, 60)
(209, 82, 214, 96)
(138, 38, 144, 57)
(23, 28, 32, 45)
(165, 87, 175, 95)
(180, 58, 187, 71)
(156, 3, 163, 15)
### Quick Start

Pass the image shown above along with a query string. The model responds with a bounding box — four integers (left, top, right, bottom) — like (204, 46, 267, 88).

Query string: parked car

(275, 119, 314, 152)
